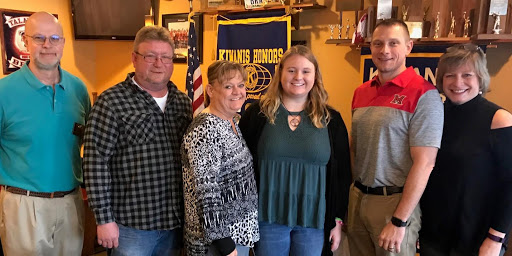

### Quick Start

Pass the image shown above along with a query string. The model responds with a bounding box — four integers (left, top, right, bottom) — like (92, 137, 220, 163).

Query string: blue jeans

(206, 244, 250, 256)
(254, 221, 324, 256)
(110, 224, 182, 256)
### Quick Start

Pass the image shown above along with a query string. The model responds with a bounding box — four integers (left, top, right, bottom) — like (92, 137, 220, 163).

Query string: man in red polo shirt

(347, 19, 444, 256)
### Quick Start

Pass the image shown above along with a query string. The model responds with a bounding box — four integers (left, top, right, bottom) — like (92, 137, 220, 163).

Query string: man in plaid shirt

(83, 26, 192, 255)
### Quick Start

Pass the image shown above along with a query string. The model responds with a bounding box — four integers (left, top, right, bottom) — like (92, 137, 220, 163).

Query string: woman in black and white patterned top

(181, 60, 259, 256)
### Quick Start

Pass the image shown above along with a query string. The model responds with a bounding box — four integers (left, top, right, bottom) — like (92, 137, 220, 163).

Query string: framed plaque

(244, 0, 267, 9)
(377, 0, 392, 20)
(489, 0, 508, 15)
(405, 21, 424, 38)
(0, 9, 33, 74)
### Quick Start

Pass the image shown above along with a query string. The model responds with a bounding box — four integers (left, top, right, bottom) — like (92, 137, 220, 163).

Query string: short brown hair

(133, 26, 174, 53)
(373, 18, 410, 39)
(205, 60, 248, 107)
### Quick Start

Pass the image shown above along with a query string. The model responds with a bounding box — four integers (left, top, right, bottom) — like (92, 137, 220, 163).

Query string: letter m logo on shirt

(390, 94, 406, 105)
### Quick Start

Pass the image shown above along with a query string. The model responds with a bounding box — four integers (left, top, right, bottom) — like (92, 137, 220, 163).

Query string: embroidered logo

(390, 94, 406, 105)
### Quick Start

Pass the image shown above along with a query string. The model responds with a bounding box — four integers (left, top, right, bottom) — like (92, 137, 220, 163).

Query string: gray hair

(133, 26, 174, 53)
(436, 44, 490, 95)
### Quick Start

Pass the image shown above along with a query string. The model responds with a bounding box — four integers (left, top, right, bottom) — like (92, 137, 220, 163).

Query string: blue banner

(217, 12, 291, 111)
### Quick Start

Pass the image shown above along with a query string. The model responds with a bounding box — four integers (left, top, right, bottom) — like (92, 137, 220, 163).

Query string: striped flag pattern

(186, 21, 204, 116)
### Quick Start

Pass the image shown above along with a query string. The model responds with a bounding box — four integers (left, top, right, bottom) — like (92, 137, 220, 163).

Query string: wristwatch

(391, 216, 407, 227)
(487, 233, 505, 243)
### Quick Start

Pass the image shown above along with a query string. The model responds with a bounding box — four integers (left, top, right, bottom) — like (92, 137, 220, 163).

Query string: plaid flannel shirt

(84, 73, 192, 230)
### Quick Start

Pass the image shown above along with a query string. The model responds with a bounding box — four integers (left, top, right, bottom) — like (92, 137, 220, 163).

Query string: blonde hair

(436, 44, 490, 95)
(205, 60, 248, 107)
(260, 45, 330, 128)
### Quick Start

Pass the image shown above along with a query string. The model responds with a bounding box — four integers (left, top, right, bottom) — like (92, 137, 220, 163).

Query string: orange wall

(1, 0, 512, 131)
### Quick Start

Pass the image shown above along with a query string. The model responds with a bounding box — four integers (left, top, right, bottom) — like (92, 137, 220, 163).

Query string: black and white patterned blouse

(181, 113, 259, 255)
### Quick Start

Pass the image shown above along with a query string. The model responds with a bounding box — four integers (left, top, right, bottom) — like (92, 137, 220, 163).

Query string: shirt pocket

(121, 112, 155, 145)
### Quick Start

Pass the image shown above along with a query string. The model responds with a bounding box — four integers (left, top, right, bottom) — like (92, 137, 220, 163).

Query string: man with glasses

(0, 12, 90, 255)
(83, 26, 192, 255)
(347, 19, 444, 256)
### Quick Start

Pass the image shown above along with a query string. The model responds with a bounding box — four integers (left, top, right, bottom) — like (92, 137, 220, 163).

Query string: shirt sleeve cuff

(93, 206, 115, 225)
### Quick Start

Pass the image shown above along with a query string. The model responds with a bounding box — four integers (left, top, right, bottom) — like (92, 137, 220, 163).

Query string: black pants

(420, 238, 505, 256)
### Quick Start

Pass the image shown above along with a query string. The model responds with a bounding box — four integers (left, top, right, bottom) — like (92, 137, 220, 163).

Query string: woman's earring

(479, 91, 483, 95)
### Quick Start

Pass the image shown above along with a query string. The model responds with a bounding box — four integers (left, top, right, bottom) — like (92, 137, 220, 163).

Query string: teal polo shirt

(0, 63, 91, 192)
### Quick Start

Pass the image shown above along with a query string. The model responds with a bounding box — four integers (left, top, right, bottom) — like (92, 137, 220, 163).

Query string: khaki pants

(0, 189, 84, 256)
(347, 184, 421, 256)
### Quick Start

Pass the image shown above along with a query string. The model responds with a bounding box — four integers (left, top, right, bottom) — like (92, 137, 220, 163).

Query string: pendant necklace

(282, 103, 303, 128)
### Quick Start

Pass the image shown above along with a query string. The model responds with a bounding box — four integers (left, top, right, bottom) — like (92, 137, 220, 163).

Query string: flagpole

(188, 0, 194, 22)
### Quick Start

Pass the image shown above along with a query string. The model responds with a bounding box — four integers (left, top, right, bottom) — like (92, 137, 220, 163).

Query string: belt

(2, 186, 75, 198)
(354, 181, 403, 196)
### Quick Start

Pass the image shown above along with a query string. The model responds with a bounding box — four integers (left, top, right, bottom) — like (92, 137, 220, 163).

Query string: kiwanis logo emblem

(242, 63, 272, 96)
(390, 94, 406, 105)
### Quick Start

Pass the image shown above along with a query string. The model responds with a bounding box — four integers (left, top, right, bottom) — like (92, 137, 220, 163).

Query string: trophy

(345, 19, 350, 39)
(463, 11, 471, 38)
(434, 12, 440, 38)
(337, 24, 342, 39)
(422, 6, 431, 37)
(448, 12, 456, 37)
(402, 5, 409, 21)
(492, 13, 501, 34)
(328, 24, 335, 39)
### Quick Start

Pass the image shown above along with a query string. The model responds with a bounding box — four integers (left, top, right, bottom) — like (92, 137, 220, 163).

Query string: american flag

(186, 21, 204, 116)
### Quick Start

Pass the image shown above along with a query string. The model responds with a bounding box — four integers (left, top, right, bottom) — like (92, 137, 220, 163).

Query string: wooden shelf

(471, 34, 512, 42)
(290, 3, 326, 10)
(199, 2, 325, 14)
(325, 35, 512, 49)
(325, 39, 352, 45)
(419, 37, 471, 42)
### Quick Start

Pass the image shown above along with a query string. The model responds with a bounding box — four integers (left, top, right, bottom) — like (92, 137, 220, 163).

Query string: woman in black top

(420, 44, 512, 256)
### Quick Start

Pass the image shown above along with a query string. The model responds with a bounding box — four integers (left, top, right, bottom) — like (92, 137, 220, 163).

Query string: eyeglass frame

(24, 34, 65, 45)
(134, 52, 174, 64)
(445, 43, 485, 56)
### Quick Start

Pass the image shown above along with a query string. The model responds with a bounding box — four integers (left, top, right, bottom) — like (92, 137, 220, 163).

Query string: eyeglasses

(134, 52, 174, 64)
(446, 44, 484, 55)
(25, 34, 64, 45)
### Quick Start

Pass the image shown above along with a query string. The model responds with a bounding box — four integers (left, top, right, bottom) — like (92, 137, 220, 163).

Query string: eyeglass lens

(29, 35, 63, 45)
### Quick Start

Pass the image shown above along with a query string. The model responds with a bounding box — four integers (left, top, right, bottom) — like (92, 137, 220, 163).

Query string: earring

(479, 91, 483, 94)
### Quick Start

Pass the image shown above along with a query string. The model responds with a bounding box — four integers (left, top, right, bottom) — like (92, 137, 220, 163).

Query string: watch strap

(391, 216, 407, 227)
(487, 233, 505, 243)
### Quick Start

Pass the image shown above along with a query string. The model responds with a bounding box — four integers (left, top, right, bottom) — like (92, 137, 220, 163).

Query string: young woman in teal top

(239, 45, 352, 256)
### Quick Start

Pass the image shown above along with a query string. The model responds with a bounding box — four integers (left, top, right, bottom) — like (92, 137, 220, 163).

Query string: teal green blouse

(257, 105, 330, 229)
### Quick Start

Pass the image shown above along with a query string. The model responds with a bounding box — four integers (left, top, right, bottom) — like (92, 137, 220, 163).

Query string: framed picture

(162, 13, 203, 63)
(0, 9, 34, 74)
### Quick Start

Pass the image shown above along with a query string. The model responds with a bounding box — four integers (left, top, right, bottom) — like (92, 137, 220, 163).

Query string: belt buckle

(382, 187, 388, 196)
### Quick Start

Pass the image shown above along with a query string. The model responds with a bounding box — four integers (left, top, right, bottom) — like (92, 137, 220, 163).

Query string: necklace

(282, 103, 303, 128)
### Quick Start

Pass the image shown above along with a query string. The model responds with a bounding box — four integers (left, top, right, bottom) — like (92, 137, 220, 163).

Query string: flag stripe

(186, 21, 204, 116)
